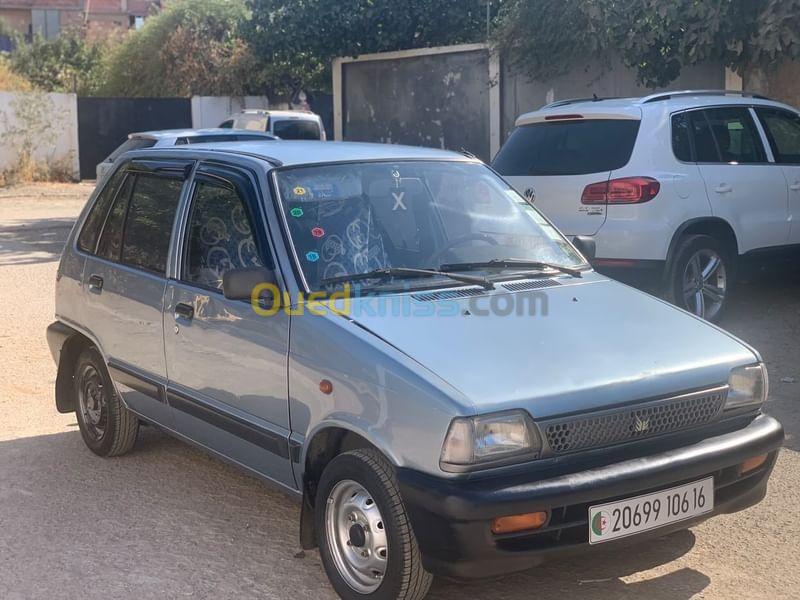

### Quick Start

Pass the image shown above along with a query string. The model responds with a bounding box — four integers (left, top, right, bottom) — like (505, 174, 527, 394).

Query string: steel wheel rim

(325, 479, 388, 593)
(77, 364, 108, 442)
(682, 249, 727, 320)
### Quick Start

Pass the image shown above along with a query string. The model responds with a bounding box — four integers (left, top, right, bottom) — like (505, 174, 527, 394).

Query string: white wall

(0, 91, 80, 180)
(190, 95, 270, 128)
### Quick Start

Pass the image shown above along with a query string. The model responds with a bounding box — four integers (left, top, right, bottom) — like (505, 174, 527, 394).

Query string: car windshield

(274, 161, 585, 291)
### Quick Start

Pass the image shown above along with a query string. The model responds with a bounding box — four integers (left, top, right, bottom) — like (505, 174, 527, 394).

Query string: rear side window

(77, 170, 124, 253)
(492, 119, 641, 176)
(688, 111, 719, 162)
(671, 113, 693, 162)
(97, 175, 134, 261)
(120, 175, 183, 274)
(107, 138, 156, 162)
(689, 107, 767, 164)
(756, 107, 800, 164)
(272, 119, 321, 140)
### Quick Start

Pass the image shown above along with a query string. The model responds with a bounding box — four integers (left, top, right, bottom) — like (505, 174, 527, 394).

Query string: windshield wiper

(439, 258, 583, 278)
(321, 267, 494, 289)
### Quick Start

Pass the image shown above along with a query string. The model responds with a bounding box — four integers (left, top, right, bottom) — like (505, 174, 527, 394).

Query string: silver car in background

(94, 128, 277, 180)
(219, 109, 327, 140)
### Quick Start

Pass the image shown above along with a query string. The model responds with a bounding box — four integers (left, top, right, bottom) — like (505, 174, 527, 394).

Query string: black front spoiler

(398, 414, 783, 579)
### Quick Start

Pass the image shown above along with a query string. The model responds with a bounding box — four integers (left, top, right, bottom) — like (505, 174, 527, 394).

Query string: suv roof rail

(639, 89, 774, 104)
(541, 95, 618, 109)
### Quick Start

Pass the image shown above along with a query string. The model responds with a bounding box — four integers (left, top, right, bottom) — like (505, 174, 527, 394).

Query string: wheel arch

(665, 217, 739, 276)
(299, 425, 389, 550)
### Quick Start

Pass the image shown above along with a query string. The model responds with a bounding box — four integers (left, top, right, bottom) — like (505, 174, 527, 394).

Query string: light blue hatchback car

(48, 141, 783, 600)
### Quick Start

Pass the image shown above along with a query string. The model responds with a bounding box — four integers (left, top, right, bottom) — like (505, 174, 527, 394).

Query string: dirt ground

(1, 183, 798, 600)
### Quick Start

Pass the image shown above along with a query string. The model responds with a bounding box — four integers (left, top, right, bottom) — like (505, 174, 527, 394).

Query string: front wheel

(667, 234, 731, 322)
(315, 449, 433, 600)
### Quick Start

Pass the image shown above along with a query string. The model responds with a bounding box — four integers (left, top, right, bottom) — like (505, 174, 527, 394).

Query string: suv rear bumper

(397, 414, 783, 579)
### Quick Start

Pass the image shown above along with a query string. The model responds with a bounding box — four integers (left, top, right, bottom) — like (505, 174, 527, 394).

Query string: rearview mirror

(222, 267, 279, 301)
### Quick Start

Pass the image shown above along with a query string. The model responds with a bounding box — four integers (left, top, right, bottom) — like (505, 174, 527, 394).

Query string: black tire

(666, 234, 733, 322)
(315, 448, 433, 600)
(73, 346, 139, 457)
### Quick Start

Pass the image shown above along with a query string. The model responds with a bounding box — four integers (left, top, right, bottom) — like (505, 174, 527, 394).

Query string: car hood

(341, 275, 757, 419)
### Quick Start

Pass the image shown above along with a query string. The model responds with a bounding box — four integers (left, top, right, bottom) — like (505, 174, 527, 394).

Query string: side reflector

(491, 511, 548, 535)
(581, 176, 661, 205)
(739, 453, 768, 475)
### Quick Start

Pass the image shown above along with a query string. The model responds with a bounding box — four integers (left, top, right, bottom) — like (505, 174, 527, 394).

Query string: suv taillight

(581, 177, 660, 205)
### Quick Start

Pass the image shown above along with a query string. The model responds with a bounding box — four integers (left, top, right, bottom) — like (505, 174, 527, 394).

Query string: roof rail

(639, 90, 773, 104)
(541, 95, 618, 109)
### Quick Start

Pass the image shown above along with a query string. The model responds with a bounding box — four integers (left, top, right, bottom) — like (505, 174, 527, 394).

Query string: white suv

(493, 90, 800, 321)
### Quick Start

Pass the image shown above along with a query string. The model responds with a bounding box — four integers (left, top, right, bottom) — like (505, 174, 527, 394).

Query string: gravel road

(1, 183, 798, 600)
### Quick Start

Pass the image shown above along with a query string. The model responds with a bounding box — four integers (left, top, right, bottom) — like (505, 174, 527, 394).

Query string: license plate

(588, 477, 714, 544)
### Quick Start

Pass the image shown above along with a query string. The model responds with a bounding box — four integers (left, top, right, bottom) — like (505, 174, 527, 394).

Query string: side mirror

(222, 267, 279, 301)
(572, 236, 596, 262)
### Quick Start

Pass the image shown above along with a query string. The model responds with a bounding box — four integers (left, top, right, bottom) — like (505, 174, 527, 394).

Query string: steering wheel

(429, 233, 498, 265)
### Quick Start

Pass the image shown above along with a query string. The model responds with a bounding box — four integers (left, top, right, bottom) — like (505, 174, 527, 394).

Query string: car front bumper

(397, 414, 783, 579)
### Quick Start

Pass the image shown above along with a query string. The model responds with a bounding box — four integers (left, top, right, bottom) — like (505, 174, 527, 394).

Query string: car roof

(236, 110, 321, 119)
(164, 140, 470, 167)
(515, 90, 798, 126)
(130, 128, 276, 140)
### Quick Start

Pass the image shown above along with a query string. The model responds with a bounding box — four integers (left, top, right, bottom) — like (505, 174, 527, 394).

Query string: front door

(690, 106, 790, 252)
(82, 161, 188, 428)
(754, 106, 800, 244)
(163, 164, 294, 489)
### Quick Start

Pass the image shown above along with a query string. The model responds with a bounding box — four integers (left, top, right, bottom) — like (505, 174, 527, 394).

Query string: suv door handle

(87, 274, 103, 293)
(174, 302, 194, 321)
(715, 183, 733, 194)
(790, 182, 800, 191)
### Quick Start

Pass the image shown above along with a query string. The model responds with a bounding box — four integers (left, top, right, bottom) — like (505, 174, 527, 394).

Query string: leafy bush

(494, 0, 800, 88)
(103, 0, 260, 96)
(0, 56, 34, 92)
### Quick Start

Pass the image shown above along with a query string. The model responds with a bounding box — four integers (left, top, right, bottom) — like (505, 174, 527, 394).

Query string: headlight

(726, 363, 768, 410)
(440, 410, 541, 471)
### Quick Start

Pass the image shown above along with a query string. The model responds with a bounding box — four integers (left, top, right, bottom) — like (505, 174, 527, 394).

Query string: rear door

(754, 106, 800, 243)
(164, 163, 294, 489)
(82, 159, 190, 427)
(689, 107, 789, 251)
(492, 116, 641, 236)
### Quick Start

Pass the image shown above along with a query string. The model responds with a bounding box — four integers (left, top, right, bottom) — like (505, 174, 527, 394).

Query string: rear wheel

(667, 234, 731, 322)
(74, 346, 139, 457)
(316, 449, 432, 600)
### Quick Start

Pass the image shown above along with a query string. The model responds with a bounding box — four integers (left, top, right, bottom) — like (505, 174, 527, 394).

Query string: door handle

(87, 274, 103, 293)
(715, 183, 733, 194)
(174, 302, 194, 321)
(790, 182, 800, 191)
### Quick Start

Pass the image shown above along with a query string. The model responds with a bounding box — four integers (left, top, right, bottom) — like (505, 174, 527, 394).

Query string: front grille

(542, 386, 727, 455)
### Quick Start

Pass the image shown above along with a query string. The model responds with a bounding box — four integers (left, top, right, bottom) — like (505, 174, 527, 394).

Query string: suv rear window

(492, 119, 641, 176)
(272, 119, 321, 140)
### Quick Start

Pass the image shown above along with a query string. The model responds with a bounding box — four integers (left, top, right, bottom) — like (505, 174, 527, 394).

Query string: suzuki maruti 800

(47, 141, 783, 600)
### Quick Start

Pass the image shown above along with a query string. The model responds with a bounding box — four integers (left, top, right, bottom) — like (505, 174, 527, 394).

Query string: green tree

(102, 0, 260, 97)
(8, 32, 105, 94)
(494, 0, 800, 90)
(244, 0, 498, 96)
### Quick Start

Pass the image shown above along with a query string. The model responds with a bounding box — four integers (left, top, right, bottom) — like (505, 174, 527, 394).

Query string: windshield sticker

(391, 191, 407, 211)
(290, 207, 304, 218)
(293, 186, 307, 197)
(311, 227, 326, 238)
(305, 251, 320, 262)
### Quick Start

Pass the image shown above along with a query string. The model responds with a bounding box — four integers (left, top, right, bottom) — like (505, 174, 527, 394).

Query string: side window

(671, 112, 693, 162)
(183, 181, 263, 291)
(703, 107, 766, 164)
(220, 120, 234, 129)
(756, 108, 800, 164)
(688, 111, 720, 162)
(120, 175, 183, 274)
(97, 174, 134, 261)
(77, 170, 125, 253)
